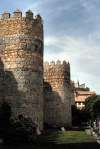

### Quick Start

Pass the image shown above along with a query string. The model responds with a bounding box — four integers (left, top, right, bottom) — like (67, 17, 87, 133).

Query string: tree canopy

(85, 94, 100, 118)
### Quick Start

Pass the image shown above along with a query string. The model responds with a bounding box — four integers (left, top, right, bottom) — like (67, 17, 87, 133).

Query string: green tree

(92, 99, 100, 117)
(85, 94, 100, 118)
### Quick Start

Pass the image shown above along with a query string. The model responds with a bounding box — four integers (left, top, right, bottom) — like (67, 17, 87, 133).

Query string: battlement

(44, 60, 70, 70)
(1, 9, 42, 20)
(0, 9, 43, 39)
(44, 60, 70, 83)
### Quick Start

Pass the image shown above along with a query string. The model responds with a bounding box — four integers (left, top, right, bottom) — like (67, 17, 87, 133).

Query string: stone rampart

(0, 9, 44, 131)
(43, 60, 72, 127)
(70, 80, 75, 106)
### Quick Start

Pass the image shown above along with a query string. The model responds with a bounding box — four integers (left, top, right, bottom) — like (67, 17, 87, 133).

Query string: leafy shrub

(0, 102, 12, 129)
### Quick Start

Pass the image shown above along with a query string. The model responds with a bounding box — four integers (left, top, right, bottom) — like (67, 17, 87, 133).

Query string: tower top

(26, 9, 33, 19)
(1, 9, 43, 20)
(0, 9, 43, 39)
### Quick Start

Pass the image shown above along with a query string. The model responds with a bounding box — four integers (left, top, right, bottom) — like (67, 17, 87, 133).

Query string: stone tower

(0, 9, 44, 130)
(43, 60, 72, 127)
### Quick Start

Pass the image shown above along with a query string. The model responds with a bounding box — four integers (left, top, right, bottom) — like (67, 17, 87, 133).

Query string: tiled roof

(76, 91, 96, 95)
(75, 96, 88, 102)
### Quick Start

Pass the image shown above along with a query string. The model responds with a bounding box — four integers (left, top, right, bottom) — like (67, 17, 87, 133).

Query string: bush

(0, 102, 12, 129)
(0, 103, 38, 145)
(0, 115, 38, 145)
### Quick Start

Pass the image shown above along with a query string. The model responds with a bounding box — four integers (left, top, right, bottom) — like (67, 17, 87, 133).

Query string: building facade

(74, 80, 96, 109)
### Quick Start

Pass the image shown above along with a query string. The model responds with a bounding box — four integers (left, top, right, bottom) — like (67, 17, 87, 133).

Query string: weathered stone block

(10, 63, 17, 69)
(22, 43, 27, 49)
(85, 129, 91, 135)
(27, 43, 31, 50)
(1, 45, 5, 52)
(31, 44, 36, 52)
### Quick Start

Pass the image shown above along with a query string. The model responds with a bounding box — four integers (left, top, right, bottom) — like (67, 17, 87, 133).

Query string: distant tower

(75, 79, 79, 88)
(0, 9, 44, 130)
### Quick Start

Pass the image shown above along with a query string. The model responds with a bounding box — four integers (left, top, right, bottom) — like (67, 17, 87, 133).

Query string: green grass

(52, 131, 96, 144)
(0, 125, 100, 149)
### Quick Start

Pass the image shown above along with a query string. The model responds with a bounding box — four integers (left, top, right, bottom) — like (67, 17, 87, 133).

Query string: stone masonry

(1, 9, 95, 130)
(0, 9, 44, 131)
(43, 60, 72, 127)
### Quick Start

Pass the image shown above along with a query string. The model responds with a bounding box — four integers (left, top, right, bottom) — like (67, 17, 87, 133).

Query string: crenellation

(62, 60, 66, 65)
(35, 14, 43, 25)
(50, 60, 55, 66)
(26, 10, 34, 19)
(66, 61, 70, 66)
(44, 61, 49, 65)
(35, 13, 41, 19)
(57, 59, 61, 65)
(2, 11, 11, 19)
(13, 9, 22, 18)
(44, 60, 70, 78)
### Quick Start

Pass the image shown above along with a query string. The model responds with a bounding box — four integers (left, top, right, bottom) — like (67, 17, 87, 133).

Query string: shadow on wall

(0, 57, 21, 116)
(0, 57, 34, 119)
(0, 56, 44, 131)
(43, 81, 71, 128)
(0, 57, 18, 100)
(0, 57, 43, 131)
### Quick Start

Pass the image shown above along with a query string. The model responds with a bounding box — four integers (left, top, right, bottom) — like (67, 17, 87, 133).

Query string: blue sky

(0, 0, 100, 94)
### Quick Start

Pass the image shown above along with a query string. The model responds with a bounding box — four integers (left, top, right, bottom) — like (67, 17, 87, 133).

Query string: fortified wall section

(70, 80, 75, 106)
(43, 60, 72, 127)
(0, 9, 43, 131)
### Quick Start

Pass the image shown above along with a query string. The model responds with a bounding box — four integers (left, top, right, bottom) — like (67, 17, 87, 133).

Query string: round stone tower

(0, 9, 44, 130)
(44, 60, 72, 127)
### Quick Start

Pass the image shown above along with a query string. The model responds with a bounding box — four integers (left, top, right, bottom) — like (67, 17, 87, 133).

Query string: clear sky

(0, 0, 100, 94)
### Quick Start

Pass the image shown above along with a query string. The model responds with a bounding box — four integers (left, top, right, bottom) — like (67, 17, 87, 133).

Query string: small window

(79, 103, 81, 105)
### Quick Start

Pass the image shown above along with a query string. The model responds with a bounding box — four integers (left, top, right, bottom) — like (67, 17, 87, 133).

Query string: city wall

(43, 60, 72, 127)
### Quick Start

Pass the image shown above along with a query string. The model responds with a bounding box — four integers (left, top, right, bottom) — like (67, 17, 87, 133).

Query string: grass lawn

(0, 125, 100, 149)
